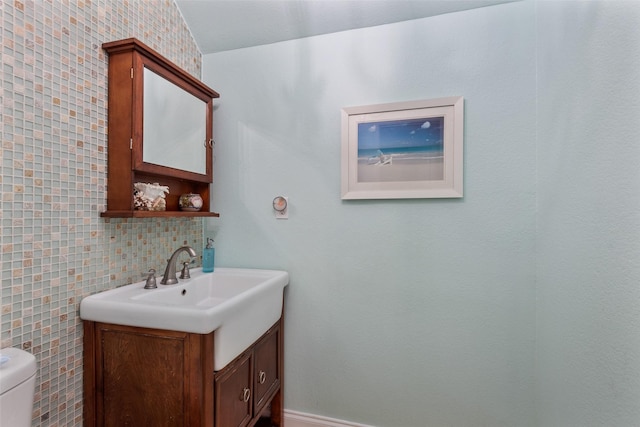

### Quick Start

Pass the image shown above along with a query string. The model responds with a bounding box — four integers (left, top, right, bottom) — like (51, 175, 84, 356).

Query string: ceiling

(175, 0, 517, 54)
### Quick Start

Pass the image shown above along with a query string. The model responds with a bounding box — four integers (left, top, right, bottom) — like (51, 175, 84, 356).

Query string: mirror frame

(131, 48, 217, 183)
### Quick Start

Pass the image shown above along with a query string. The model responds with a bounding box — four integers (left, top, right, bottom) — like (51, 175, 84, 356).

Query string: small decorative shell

(133, 183, 170, 211)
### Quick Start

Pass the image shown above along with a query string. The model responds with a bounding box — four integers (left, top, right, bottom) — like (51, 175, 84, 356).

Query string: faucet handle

(144, 269, 157, 289)
(179, 262, 191, 280)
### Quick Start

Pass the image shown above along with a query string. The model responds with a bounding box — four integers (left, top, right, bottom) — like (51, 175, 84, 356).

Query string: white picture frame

(341, 96, 464, 199)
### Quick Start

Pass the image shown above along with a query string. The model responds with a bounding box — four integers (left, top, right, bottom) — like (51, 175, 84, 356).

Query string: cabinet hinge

(130, 68, 134, 79)
(130, 138, 133, 149)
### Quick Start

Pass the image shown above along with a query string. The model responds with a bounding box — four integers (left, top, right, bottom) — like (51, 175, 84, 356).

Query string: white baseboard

(284, 410, 375, 427)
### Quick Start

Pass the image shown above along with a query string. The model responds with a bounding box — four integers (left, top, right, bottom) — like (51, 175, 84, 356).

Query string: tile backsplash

(1, 1, 205, 425)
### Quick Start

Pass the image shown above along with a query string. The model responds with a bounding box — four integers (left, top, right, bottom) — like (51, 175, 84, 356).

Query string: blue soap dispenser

(203, 238, 215, 273)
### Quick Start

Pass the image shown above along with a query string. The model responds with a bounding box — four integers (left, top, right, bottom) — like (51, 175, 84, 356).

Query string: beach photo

(341, 97, 464, 199)
(357, 116, 444, 183)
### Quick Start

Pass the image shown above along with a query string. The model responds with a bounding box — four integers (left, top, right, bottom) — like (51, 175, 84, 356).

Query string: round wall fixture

(273, 196, 287, 212)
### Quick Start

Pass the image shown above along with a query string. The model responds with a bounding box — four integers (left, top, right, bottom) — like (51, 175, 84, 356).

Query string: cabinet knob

(258, 370, 267, 384)
(240, 387, 251, 402)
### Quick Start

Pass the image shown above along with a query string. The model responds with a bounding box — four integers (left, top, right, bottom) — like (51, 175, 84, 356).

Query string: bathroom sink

(80, 267, 289, 370)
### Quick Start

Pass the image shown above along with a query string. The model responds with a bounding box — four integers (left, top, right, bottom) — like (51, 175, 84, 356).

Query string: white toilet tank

(0, 347, 37, 427)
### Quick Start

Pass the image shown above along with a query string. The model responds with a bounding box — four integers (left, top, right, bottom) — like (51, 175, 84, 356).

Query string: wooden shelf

(100, 210, 220, 218)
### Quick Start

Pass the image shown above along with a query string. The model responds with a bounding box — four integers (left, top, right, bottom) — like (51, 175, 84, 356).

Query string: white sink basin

(80, 267, 289, 370)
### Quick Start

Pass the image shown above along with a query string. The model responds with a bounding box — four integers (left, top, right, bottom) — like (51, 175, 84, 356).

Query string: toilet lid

(0, 348, 37, 394)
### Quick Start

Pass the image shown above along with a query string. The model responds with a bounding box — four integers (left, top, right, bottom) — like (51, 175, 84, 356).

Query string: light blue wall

(204, 2, 537, 426)
(203, 1, 640, 426)
(535, 1, 640, 426)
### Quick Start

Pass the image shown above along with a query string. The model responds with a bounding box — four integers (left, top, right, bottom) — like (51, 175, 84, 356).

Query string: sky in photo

(358, 116, 444, 151)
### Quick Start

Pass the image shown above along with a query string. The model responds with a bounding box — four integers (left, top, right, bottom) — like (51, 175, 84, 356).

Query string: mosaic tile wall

(1, 1, 206, 425)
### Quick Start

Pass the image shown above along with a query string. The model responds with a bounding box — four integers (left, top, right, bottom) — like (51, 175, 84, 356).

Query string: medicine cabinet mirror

(130, 48, 216, 183)
(143, 67, 208, 175)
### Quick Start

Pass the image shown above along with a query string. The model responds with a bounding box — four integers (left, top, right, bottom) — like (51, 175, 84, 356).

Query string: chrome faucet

(161, 245, 197, 285)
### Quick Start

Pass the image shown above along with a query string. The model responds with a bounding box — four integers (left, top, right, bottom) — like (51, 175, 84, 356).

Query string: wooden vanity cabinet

(100, 38, 220, 218)
(83, 319, 283, 427)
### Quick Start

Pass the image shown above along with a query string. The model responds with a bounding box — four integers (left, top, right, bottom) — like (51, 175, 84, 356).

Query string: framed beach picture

(341, 97, 464, 199)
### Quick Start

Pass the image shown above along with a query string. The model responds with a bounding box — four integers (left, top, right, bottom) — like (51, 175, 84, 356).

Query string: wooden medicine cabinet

(101, 38, 220, 218)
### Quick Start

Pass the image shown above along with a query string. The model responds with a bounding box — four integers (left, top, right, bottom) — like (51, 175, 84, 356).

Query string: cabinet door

(253, 325, 281, 414)
(215, 353, 253, 427)
(99, 326, 188, 427)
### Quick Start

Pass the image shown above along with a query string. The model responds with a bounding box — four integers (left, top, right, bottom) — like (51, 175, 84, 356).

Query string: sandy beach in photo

(357, 153, 444, 182)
